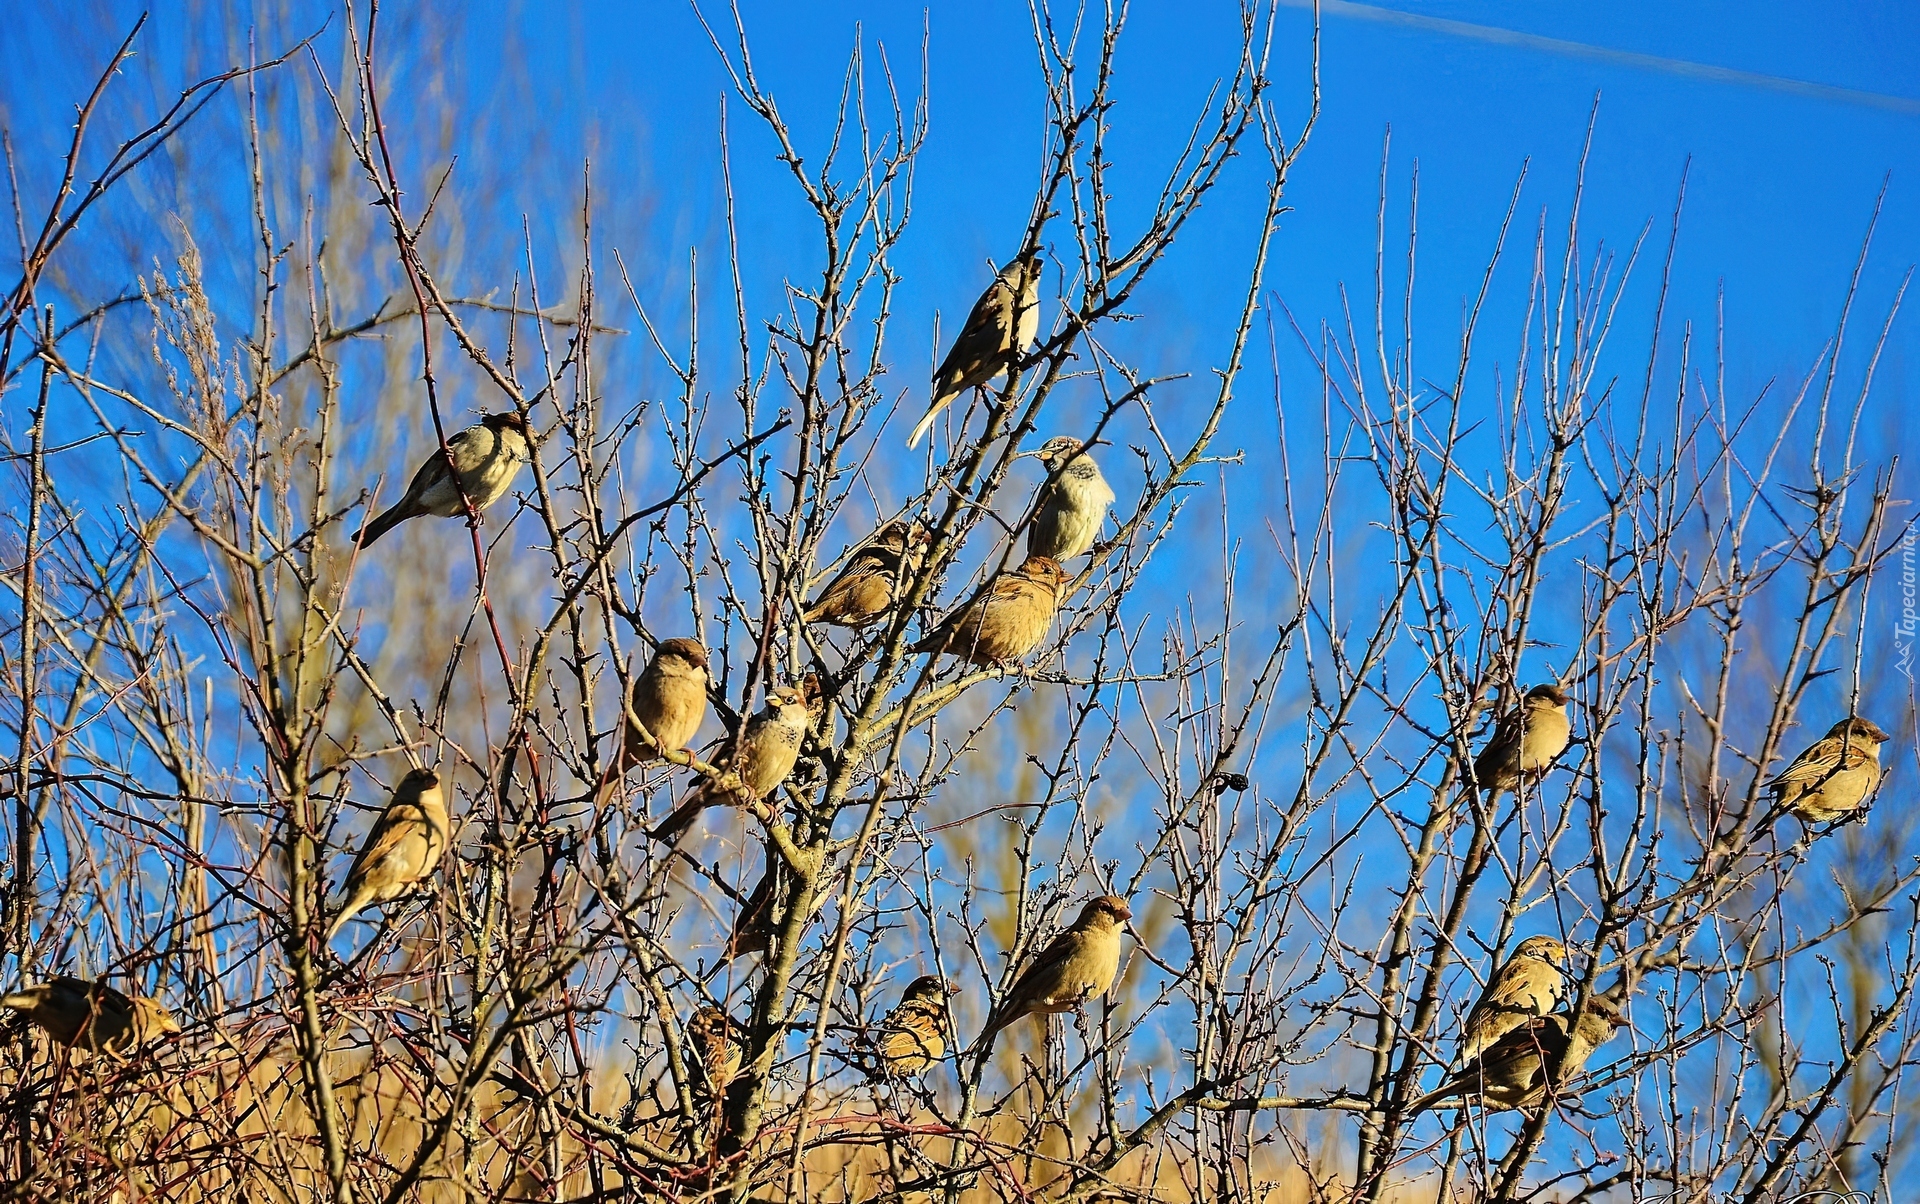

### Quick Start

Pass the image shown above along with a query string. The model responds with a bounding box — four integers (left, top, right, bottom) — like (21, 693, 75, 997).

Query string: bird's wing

(1766, 737, 1848, 788)
(345, 797, 439, 884)
(1473, 714, 1521, 777)
(932, 278, 1014, 384)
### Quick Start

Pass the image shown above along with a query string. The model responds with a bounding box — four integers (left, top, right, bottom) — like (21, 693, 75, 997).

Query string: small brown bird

(725, 867, 778, 960)
(1412, 997, 1625, 1114)
(596, 638, 711, 806)
(803, 519, 931, 628)
(2, 976, 180, 1055)
(977, 895, 1132, 1051)
(1766, 716, 1891, 823)
(650, 685, 813, 842)
(327, 767, 450, 941)
(1020, 437, 1115, 562)
(1471, 684, 1572, 797)
(911, 555, 1068, 668)
(686, 1005, 744, 1101)
(353, 412, 532, 546)
(908, 251, 1046, 448)
(878, 975, 955, 1078)
(1457, 936, 1573, 1064)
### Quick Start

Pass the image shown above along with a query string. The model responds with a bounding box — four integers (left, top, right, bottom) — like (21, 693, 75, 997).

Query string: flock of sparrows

(5, 254, 1895, 1122)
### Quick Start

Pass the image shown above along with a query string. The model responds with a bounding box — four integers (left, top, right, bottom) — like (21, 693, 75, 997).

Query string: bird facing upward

(976, 895, 1132, 1052)
(1457, 935, 1574, 1065)
(1766, 716, 1890, 824)
(353, 411, 531, 546)
(649, 684, 814, 842)
(2, 976, 180, 1056)
(803, 519, 932, 628)
(1021, 436, 1116, 563)
(1471, 683, 1571, 797)
(908, 251, 1045, 449)
(911, 555, 1068, 668)
(327, 767, 450, 942)
(879, 975, 956, 1078)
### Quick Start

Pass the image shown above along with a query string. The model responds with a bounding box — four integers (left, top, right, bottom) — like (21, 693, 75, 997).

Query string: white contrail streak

(1281, 0, 1920, 117)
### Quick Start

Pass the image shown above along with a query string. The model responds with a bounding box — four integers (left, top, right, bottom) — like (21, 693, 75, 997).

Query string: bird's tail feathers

(353, 505, 405, 548)
(908, 390, 959, 449)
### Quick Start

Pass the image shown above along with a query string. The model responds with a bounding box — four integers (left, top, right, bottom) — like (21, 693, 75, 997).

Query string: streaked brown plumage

(1767, 716, 1890, 823)
(596, 638, 711, 806)
(353, 412, 532, 546)
(327, 767, 450, 941)
(650, 685, 813, 842)
(803, 519, 931, 628)
(911, 555, 1067, 667)
(977, 895, 1131, 1050)
(2, 976, 181, 1055)
(908, 252, 1045, 449)
(1021, 437, 1115, 562)
(879, 975, 954, 1078)
(687, 1005, 744, 1101)
(1412, 997, 1625, 1114)
(1471, 684, 1572, 797)
(1458, 936, 1573, 1065)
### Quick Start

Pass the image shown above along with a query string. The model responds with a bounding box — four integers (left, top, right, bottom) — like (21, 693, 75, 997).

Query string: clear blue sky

(5, 1, 1913, 462)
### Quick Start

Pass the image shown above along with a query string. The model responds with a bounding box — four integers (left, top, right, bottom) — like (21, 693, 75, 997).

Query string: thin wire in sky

(1283, 0, 1920, 117)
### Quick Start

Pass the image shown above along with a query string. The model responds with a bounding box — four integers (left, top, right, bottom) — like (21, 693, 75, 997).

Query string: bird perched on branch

(352, 411, 532, 546)
(1766, 716, 1890, 824)
(1471, 683, 1571, 797)
(1457, 936, 1573, 1065)
(976, 895, 1131, 1052)
(878, 975, 955, 1078)
(649, 684, 814, 842)
(803, 519, 931, 628)
(912, 555, 1067, 668)
(686, 1005, 744, 1102)
(908, 251, 1045, 449)
(2, 976, 180, 1056)
(1020, 437, 1115, 562)
(595, 638, 711, 807)
(327, 767, 450, 941)
(1411, 997, 1625, 1114)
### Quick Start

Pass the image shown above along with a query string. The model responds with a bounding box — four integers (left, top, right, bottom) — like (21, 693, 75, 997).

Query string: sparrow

(352, 411, 532, 546)
(1766, 716, 1891, 823)
(1411, 997, 1625, 1114)
(908, 251, 1046, 449)
(686, 1005, 744, 1102)
(1457, 936, 1573, 1065)
(1470, 684, 1572, 797)
(595, 638, 711, 806)
(878, 975, 955, 1078)
(1020, 437, 1115, 562)
(803, 519, 931, 628)
(2, 976, 181, 1055)
(649, 685, 814, 842)
(725, 867, 778, 960)
(327, 767, 450, 941)
(911, 555, 1068, 668)
(976, 895, 1131, 1051)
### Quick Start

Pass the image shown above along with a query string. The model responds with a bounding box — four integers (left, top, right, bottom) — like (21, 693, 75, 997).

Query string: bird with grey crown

(1020, 436, 1115, 562)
